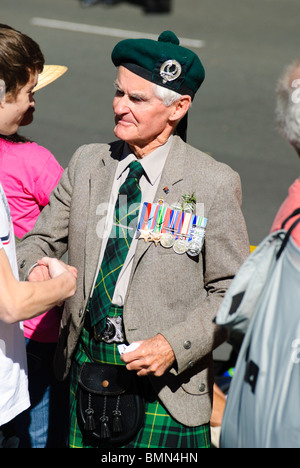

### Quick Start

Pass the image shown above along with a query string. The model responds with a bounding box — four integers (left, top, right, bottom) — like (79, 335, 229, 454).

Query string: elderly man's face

(113, 66, 176, 150)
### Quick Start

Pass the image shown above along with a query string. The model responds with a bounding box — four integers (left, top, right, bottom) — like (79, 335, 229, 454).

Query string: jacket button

(199, 384, 206, 393)
(187, 360, 194, 369)
(20, 260, 26, 269)
(184, 340, 191, 350)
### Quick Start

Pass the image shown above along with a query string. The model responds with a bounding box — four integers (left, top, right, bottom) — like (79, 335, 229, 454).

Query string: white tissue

(118, 342, 140, 355)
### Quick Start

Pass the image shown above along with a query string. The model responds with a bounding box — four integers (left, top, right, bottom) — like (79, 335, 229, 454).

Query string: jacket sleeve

(161, 168, 250, 375)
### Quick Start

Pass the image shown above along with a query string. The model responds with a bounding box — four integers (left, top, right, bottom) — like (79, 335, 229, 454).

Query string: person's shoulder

(289, 178, 300, 195)
(2, 140, 60, 174)
(0, 139, 50, 160)
(182, 139, 240, 182)
(21, 141, 54, 159)
(70, 140, 124, 165)
(23, 142, 64, 177)
(75, 140, 123, 155)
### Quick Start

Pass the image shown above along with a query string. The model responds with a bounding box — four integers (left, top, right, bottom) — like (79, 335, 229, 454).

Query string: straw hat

(33, 65, 68, 92)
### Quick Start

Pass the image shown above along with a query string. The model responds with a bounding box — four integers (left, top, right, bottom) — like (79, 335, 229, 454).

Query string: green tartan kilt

(69, 325, 211, 449)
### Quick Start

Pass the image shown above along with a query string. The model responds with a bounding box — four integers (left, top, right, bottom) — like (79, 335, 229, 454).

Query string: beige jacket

(17, 136, 249, 427)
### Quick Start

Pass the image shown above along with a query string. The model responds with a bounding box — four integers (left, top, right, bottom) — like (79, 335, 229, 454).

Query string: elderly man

(18, 31, 249, 448)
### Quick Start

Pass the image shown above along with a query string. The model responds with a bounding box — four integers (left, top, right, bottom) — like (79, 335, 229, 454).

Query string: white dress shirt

(91, 136, 173, 306)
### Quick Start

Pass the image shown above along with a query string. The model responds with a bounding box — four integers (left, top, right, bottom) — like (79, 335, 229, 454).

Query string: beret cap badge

(160, 59, 182, 84)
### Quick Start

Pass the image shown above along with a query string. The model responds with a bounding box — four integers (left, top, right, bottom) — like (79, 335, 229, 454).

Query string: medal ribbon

(181, 212, 193, 238)
(138, 202, 208, 244)
(138, 202, 153, 232)
(162, 208, 175, 234)
(174, 211, 185, 239)
(161, 208, 172, 234)
(187, 215, 208, 240)
(154, 205, 167, 233)
(149, 204, 160, 231)
(169, 210, 180, 235)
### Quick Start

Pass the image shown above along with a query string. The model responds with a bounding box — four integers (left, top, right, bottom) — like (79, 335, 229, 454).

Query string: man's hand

(28, 258, 78, 305)
(28, 263, 50, 282)
(121, 334, 175, 377)
(37, 258, 78, 280)
(28, 258, 78, 282)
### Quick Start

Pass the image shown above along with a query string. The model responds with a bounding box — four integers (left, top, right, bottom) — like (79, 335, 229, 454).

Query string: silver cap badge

(160, 60, 182, 84)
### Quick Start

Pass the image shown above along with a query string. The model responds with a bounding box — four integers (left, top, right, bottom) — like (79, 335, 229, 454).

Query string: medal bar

(138, 202, 207, 256)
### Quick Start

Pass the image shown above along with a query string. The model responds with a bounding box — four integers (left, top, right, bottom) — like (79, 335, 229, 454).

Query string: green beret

(111, 31, 205, 100)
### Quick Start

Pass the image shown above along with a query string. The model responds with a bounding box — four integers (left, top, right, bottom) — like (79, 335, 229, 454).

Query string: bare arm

(0, 249, 77, 324)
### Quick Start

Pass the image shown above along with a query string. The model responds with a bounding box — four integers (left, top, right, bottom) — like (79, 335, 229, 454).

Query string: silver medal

(173, 237, 187, 255)
(160, 232, 175, 249)
(187, 237, 204, 257)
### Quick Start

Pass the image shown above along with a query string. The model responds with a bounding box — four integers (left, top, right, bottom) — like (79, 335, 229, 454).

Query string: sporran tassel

(100, 416, 111, 439)
(84, 409, 96, 431)
(84, 394, 96, 431)
(100, 396, 111, 439)
(112, 396, 123, 433)
(112, 410, 123, 433)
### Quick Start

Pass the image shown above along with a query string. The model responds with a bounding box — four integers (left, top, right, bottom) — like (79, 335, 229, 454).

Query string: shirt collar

(117, 136, 173, 186)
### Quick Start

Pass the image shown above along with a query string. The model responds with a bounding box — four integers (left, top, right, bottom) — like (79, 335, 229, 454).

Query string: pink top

(271, 179, 300, 247)
(0, 138, 64, 342)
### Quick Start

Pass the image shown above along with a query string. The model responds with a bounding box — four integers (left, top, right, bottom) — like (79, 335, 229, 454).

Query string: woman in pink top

(0, 23, 68, 448)
(272, 59, 300, 246)
(0, 137, 63, 342)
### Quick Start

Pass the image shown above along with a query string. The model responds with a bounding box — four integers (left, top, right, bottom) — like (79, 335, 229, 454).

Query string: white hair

(275, 59, 300, 156)
(152, 83, 182, 107)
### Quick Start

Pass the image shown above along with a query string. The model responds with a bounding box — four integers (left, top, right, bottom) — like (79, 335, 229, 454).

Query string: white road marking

(30, 17, 205, 49)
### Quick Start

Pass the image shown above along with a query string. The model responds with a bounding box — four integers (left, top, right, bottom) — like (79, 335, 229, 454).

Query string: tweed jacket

(17, 135, 249, 427)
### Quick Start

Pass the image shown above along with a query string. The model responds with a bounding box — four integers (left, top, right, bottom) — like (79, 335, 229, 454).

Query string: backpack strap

(277, 213, 300, 260)
(281, 208, 300, 229)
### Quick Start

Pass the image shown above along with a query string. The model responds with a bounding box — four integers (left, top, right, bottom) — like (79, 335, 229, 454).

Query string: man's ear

(169, 95, 192, 123)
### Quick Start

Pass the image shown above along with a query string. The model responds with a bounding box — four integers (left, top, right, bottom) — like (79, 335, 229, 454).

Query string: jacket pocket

(181, 358, 213, 396)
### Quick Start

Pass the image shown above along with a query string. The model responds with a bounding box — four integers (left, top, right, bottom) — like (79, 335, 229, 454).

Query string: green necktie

(89, 160, 144, 337)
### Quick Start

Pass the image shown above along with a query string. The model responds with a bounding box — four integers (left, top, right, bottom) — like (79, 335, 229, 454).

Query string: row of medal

(137, 201, 207, 256)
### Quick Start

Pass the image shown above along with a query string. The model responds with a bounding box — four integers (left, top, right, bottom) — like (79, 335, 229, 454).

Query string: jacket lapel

(129, 136, 188, 281)
(154, 136, 187, 208)
(84, 142, 124, 298)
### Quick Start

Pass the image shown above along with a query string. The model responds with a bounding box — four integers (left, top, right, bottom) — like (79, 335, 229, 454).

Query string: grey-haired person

(18, 31, 249, 448)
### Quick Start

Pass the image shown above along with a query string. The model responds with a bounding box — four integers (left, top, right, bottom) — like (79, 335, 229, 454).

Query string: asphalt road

(1, 0, 300, 245)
